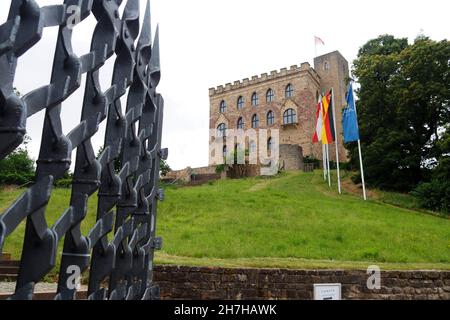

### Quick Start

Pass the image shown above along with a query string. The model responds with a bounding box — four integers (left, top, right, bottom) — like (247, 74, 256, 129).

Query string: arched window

(251, 92, 259, 107)
(219, 100, 226, 113)
(223, 145, 227, 158)
(324, 61, 329, 70)
(267, 111, 274, 125)
(267, 137, 273, 151)
(249, 140, 257, 153)
(217, 123, 227, 137)
(266, 89, 274, 103)
(237, 117, 244, 130)
(283, 108, 296, 125)
(251, 114, 259, 128)
(285, 84, 294, 98)
(237, 96, 244, 110)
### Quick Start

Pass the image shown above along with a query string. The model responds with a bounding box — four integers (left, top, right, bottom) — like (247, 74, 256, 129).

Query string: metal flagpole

(357, 139, 367, 200)
(331, 88, 342, 194)
(322, 144, 327, 181)
(326, 144, 331, 187)
(351, 83, 367, 200)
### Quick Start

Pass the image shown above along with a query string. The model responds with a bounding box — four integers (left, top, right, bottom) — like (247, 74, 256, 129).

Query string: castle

(209, 51, 349, 172)
(165, 51, 350, 183)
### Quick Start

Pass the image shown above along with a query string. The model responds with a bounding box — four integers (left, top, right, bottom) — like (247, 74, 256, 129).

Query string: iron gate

(0, 0, 167, 300)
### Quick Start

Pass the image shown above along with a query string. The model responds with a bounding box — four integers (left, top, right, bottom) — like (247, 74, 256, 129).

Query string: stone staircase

(0, 253, 19, 282)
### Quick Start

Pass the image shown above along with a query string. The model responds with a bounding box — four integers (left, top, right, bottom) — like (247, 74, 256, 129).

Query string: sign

(313, 284, 342, 300)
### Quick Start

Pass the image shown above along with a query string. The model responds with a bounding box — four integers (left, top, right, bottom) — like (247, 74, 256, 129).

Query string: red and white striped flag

(312, 94, 323, 143)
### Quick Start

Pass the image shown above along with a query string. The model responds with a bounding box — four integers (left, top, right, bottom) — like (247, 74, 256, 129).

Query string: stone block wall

(279, 144, 303, 171)
(153, 266, 450, 300)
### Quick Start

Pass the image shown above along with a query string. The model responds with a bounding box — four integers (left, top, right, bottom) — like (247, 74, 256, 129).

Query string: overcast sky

(1, 0, 449, 170)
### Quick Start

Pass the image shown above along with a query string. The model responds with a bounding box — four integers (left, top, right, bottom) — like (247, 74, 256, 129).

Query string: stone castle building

(209, 51, 349, 171)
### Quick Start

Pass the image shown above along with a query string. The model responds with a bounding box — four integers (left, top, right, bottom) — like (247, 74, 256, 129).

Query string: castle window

(285, 84, 294, 98)
(217, 123, 227, 137)
(266, 89, 274, 103)
(267, 137, 273, 152)
(237, 117, 244, 130)
(251, 114, 259, 128)
(267, 111, 274, 125)
(251, 92, 259, 107)
(249, 140, 257, 153)
(237, 96, 244, 110)
(219, 100, 226, 113)
(324, 61, 330, 70)
(283, 108, 296, 125)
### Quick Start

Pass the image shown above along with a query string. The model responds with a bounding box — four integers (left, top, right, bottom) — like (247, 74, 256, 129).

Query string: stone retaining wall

(153, 266, 450, 300)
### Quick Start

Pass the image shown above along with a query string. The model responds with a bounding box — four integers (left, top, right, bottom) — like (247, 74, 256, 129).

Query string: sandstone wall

(154, 266, 450, 300)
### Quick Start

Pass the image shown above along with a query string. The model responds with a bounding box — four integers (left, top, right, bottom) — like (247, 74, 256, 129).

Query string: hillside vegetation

(1, 171, 449, 271)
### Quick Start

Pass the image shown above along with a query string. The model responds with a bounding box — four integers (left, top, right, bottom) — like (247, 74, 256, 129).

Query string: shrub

(0, 148, 35, 186)
(411, 180, 450, 214)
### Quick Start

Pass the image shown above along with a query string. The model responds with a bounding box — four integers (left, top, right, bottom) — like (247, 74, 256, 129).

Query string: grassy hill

(1, 171, 449, 271)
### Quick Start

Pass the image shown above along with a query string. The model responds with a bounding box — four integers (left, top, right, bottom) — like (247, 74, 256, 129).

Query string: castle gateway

(209, 51, 349, 172)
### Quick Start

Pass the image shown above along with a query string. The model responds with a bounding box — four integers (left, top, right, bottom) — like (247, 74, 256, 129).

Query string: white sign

(314, 284, 342, 300)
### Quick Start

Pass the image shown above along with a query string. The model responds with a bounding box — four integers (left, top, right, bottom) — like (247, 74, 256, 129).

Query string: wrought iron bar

(0, 0, 166, 301)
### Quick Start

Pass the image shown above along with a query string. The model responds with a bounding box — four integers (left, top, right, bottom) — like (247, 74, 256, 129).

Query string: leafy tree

(0, 136, 35, 186)
(160, 159, 171, 177)
(348, 35, 450, 191)
(412, 126, 450, 214)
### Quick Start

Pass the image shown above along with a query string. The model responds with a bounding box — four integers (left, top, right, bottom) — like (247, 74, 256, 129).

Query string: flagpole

(350, 84, 367, 200)
(322, 144, 327, 181)
(331, 88, 342, 194)
(357, 139, 367, 200)
(326, 144, 331, 187)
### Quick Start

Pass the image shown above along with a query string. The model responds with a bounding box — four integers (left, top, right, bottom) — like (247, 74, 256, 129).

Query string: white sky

(1, 0, 449, 170)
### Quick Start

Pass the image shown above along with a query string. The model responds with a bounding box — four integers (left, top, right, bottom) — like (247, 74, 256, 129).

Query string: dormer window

(283, 108, 297, 125)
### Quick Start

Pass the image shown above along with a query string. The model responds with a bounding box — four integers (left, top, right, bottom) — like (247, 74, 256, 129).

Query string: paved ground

(0, 282, 87, 294)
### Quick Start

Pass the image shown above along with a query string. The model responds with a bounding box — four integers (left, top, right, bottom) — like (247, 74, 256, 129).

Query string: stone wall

(279, 144, 303, 171)
(164, 166, 219, 183)
(153, 266, 450, 300)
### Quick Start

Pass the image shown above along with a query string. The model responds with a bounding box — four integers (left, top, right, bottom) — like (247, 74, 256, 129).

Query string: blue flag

(342, 84, 360, 143)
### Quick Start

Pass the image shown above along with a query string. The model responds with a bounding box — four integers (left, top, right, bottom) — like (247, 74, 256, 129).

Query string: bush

(411, 180, 450, 214)
(303, 156, 320, 169)
(0, 148, 35, 186)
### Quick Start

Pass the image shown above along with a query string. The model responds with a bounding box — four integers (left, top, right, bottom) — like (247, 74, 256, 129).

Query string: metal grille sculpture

(0, 0, 167, 300)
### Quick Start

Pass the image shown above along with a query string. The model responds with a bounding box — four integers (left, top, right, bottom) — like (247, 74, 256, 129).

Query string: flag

(342, 84, 360, 143)
(321, 91, 335, 145)
(312, 94, 323, 143)
(315, 36, 325, 46)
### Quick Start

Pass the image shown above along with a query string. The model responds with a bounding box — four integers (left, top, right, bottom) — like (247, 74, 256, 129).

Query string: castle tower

(314, 51, 350, 161)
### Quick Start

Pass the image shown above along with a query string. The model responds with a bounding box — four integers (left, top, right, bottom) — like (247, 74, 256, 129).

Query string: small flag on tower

(315, 36, 325, 46)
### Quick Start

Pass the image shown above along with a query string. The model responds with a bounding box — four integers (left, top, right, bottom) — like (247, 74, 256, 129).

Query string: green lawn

(1, 171, 449, 271)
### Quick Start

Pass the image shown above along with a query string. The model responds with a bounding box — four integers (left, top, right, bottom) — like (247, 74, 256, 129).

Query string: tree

(0, 135, 35, 186)
(160, 159, 171, 177)
(348, 35, 450, 191)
